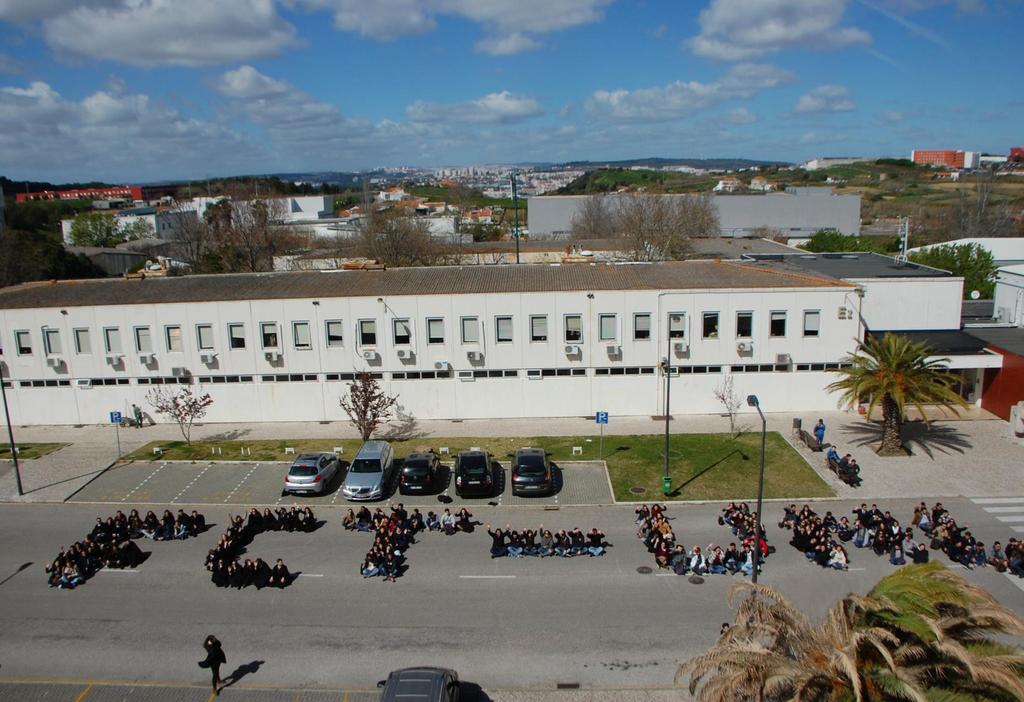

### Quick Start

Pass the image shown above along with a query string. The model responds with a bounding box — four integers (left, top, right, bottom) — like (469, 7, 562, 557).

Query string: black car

(511, 447, 552, 496)
(399, 452, 441, 495)
(378, 667, 460, 702)
(454, 450, 494, 498)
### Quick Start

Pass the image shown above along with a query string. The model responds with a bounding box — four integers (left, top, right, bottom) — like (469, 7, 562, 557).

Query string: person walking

(132, 403, 143, 428)
(200, 634, 227, 695)
(813, 418, 826, 446)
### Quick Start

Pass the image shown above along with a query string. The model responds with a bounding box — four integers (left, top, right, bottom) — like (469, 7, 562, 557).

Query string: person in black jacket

(269, 559, 291, 588)
(200, 634, 227, 695)
(486, 525, 507, 558)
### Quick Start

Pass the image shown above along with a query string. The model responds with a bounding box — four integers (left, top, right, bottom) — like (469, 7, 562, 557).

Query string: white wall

(852, 277, 964, 331)
(994, 268, 1024, 326)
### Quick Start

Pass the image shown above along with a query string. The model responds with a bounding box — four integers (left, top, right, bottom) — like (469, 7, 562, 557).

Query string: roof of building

(867, 329, 989, 355)
(961, 299, 995, 323)
(999, 264, 1024, 276)
(460, 237, 797, 257)
(0, 260, 850, 310)
(966, 327, 1024, 357)
(743, 252, 954, 279)
(908, 237, 1024, 262)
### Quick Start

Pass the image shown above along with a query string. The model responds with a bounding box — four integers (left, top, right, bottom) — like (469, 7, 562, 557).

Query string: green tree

(909, 243, 997, 299)
(801, 229, 899, 254)
(69, 211, 121, 247)
(0, 229, 104, 288)
(826, 334, 968, 455)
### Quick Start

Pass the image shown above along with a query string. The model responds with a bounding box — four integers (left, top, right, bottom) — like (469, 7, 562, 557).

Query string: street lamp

(747, 394, 766, 583)
(0, 361, 23, 496)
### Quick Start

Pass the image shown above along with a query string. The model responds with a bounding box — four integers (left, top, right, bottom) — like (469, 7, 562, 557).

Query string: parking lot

(69, 458, 615, 507)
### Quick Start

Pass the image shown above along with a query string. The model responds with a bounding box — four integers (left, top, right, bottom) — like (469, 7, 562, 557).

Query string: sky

(0, 0, 1021, 183)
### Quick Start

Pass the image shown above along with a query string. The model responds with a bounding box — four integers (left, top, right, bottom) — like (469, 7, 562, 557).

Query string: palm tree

(825, 333, 968, 455)
(678, 564, 1024, 702)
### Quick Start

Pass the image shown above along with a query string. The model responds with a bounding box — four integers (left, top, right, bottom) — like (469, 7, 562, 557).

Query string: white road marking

(980, 506, 1024, 513)
(459, 575, 516, 579)
(98, 569, 138, 574)
(297, 573, 324, 578)
(223, 463, 261, 503)
(1005, 574, 1024, 593)
(971, 497, 1024, 505)
(171, 463, 213, 503)
(1012, 527, 1024, 534)
(120, 462, 167, 502)
(847, 567, 867, 571)
(995, 515, 1024, 523)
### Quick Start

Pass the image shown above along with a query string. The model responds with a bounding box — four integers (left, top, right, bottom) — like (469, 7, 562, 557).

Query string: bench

(825, 454, 861, 487)
(800, 429, 823, 452)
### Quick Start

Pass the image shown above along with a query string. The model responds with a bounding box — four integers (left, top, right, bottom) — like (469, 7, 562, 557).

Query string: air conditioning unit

(46, 355, 63, 368)
(564, 344, 580, 355)
(265, 350, 281, 362)
(673, 341, 689, 353)
(105, 353, 122, 365)
(737, 341, 753, 353)
(200, 352, 216, 364)
(171, 366, 188, 377)
(396, 348, 413, 360)
(776, 353, 791, 364)
(605, 344, 621, 355)
(467, 350, 484, 362)
(74, 378, 93, 389)
(361, 350, 377, 360)
(138, 353, 155, 365)
(433, 361, 449, 370)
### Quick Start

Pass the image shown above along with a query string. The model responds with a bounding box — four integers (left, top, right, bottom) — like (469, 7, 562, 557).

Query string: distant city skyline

(0, 0, 1021, 182)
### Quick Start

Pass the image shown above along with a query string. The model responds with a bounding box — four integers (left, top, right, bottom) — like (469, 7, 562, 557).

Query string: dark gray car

(511, 447, 552, 496)
(378, 667, 460, 702)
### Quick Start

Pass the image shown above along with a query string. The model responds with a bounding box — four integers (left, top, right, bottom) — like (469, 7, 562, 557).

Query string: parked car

(283, 452, 339, 495)
(378, 667, 460, 702)
(454, 450, 494, 498)
(341, 441, 395, 501)
(511, 447, 552, 496)
(399, 452, 442, 495)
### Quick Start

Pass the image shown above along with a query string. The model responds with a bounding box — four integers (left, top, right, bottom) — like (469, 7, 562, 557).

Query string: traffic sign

(595, 411, 609, 424)
(109, 411, 122, 424)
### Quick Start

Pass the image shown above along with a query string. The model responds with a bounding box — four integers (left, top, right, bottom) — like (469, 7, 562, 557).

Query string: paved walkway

(1, 409, 1020, 503)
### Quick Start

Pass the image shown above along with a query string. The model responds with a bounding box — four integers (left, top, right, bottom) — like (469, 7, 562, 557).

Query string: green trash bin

(662, 475, 672, 495)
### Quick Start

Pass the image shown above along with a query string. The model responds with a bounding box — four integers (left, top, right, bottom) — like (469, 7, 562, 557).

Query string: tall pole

(0, 363, 23, 496)
(747, 395, 766, 584)
(511, 170, 520, 265)
(663, 320, 671, 494)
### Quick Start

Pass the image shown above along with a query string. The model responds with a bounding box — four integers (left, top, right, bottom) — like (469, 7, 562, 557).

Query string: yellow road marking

(74, 684, 92, 702)
(206, 692, 218, 702)
(342, 691, 350, 702)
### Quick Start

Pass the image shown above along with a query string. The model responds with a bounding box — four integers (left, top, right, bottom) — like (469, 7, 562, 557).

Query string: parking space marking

(223, 463, 261, 503)
(74, 684, 92, 702)
(459, 575, 516, 579)
(298, 573, 324, 578)
(120, 462, 167, 502)
(171, 463, 213, 503)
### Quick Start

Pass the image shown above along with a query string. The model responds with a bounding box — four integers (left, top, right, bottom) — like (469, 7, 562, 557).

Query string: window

(599, 314, 617, 341)
(260, 322, 279, 349)
(228, 323, 246, 350)
(196, 324, 214, 351)
(73, 328, 91, 354)
(736, 312, 753, 338)
(803, 310, 820, 338)
(103, 327, 122, 354)
(564, 314, 582, 343)
(43, 329, 61, 355)
(325, 320, 344, 348)
(461, 316, 479, 344)
(668, 313, 686, 339)
(530, 315, 548, 342)
(165, 325, 182, 352)
(495, 316, 513, 343)
(427, 318, 444, 344)
(359, 320, 377, 346)
(135, 326, 152, 353)
(393, 318, 412, 345)
(293, 321, 312, 350)
(770, 311, 787, 337)
(702, 312, 719, 339)
(633, 313, 651, 340)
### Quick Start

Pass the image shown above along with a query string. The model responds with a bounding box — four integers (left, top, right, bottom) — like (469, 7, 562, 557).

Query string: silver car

(284, 452, 339, 495)
(341, 441, 395, 501)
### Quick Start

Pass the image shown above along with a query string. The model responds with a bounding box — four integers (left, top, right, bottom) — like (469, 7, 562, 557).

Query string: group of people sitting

(46, 508, 208, 589)
(486, 523, 607, 558)
(343, 505, 481, 536)
(780, 503, 854, 570)
(825, 445, 861, 484)
(205, 506, 312, 589)
(351, 503, 426, 582)
(636, 503, 762, 577)
(912, 501, 1019, 573)
(719, 503, 771, 558)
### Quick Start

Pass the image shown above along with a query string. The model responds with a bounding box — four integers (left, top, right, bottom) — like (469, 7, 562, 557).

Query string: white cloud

(794, 84, 855, 113)
(726, 107, 758, 124)
(584, 63, 793, 122)
(213, 65, 292, 100)
(406, 90, 544, 124)
(475, 33, 542, 55)
(687, 0, 870, 60)
(878, 109, 907, 123)
(7, 0, 300, 67)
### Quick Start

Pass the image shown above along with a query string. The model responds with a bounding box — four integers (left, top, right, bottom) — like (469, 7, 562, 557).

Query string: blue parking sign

(109, 411, 122, 424)
(595, 411, 608, 424)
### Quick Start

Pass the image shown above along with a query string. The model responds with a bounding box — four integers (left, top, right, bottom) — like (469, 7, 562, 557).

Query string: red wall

(981, 345, 1024, 420)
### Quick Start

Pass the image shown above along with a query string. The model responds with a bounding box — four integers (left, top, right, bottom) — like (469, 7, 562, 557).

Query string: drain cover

(629, 486, 647, 495)
(636, 566, 653, 574)
(688, 575, 705, 585)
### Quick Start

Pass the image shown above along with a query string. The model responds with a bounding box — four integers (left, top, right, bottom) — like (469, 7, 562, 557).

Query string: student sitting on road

(486, 525, 507, 558)
(828, 544, 849, 570)
(708, 546, 727, 574)
(522, 528, 538, 555)
(569, 528, 587, 556)
(1005, 539, 1023, 577)
(634, 504, 651, 524)
(441, 509, 458, 536)
(269, 559, 292, 588)
(408, 509, 425, 534)
(669, 544, 688, 575)
(723, 543, 741, 573)
(971, 542, 988, 568)
(654, 534, 672, 569)
(342, 509, 357, 530)
(689, 546, 708, 575)
(911, 542, 929, 564)
(361, 553, 381, 578)
(425, 511, 440, 532)
(586, 528, 606, 557)
(456, 508, 476, 533)
(889, 543, 906, 566)
(555, 530, 573, 558)
(58, 564, 84, 589)
(538, 529, 555, 557)
(988, 542, 1008, 572)
(739, 545, 757, 577)
(506, 529, 525, 558)
(382, 554, 398, 583)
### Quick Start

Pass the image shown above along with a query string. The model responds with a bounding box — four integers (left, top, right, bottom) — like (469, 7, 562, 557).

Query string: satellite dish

(970, 290, 981, 300)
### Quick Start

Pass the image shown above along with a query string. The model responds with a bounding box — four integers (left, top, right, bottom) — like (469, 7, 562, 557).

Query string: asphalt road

(0, 498, 1021, 694)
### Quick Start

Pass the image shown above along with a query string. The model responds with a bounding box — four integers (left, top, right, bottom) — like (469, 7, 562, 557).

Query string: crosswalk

(970, 497, 1024, 592)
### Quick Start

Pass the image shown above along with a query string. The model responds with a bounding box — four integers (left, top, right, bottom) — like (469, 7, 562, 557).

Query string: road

(0, 498, 1021, 697)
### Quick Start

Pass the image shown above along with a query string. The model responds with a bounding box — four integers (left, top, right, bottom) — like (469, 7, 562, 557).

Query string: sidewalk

(1, 409, 1019, 503)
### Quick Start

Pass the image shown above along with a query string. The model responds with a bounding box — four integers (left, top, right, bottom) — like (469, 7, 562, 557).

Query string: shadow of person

(222, 660, 264, 688)
(459, 681, 492, 701)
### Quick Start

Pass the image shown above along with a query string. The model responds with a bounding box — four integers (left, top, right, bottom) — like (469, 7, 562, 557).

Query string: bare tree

(339, 372, 399, 441)
(713, 375, 744, 438)
(146, 386, 213, 445)
(570, 193, 616, 241)
(355, 210, 450, 267)
(614, 193, 719, 261)
(950, 173, 1013, 240)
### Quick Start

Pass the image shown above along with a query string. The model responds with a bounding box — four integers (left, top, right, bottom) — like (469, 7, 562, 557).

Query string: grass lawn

(0, 443, 67, 460)
(125, 431, 832, 502)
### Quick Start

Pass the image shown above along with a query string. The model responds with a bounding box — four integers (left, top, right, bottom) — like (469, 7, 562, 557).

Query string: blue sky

(0, 0, 1021, 182)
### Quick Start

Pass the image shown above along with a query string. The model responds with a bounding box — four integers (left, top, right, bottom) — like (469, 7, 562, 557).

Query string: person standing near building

(200, 634, 227, 695)
(132, 404, 143, 428)
(813, 419, 826, 446)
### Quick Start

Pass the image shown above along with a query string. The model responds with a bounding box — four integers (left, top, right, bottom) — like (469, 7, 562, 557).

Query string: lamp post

(747, 394, 766, 583)
(0, 362, 23, 496)
(662, 323, 672, 495)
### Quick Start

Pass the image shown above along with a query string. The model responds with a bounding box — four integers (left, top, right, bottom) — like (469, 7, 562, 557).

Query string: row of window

(6, 309, 824, 359)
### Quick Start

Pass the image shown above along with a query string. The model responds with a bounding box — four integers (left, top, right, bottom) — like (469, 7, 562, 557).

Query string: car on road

(511, 447, 553, 496)
(341, 441, 395, 501)
(399, 452, 442, 495)
(283, 452, 340, 495)
(378, 666, 460, 702)
(454, 450, 494, 498)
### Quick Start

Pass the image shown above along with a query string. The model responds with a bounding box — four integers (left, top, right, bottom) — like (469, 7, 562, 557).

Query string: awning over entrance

(867, 329, 1003, 370)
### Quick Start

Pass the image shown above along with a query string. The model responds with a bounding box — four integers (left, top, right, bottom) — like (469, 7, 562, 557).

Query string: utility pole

(0, 362, 23, 496)
(511, 170, 521, 264)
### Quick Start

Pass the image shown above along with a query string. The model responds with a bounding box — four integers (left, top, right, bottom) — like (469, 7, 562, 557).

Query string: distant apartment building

(911, 150, 979, 169)
(802, 157, 866, 171)
(15, 185, 180, 203)
(713, 176, 742, 193)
